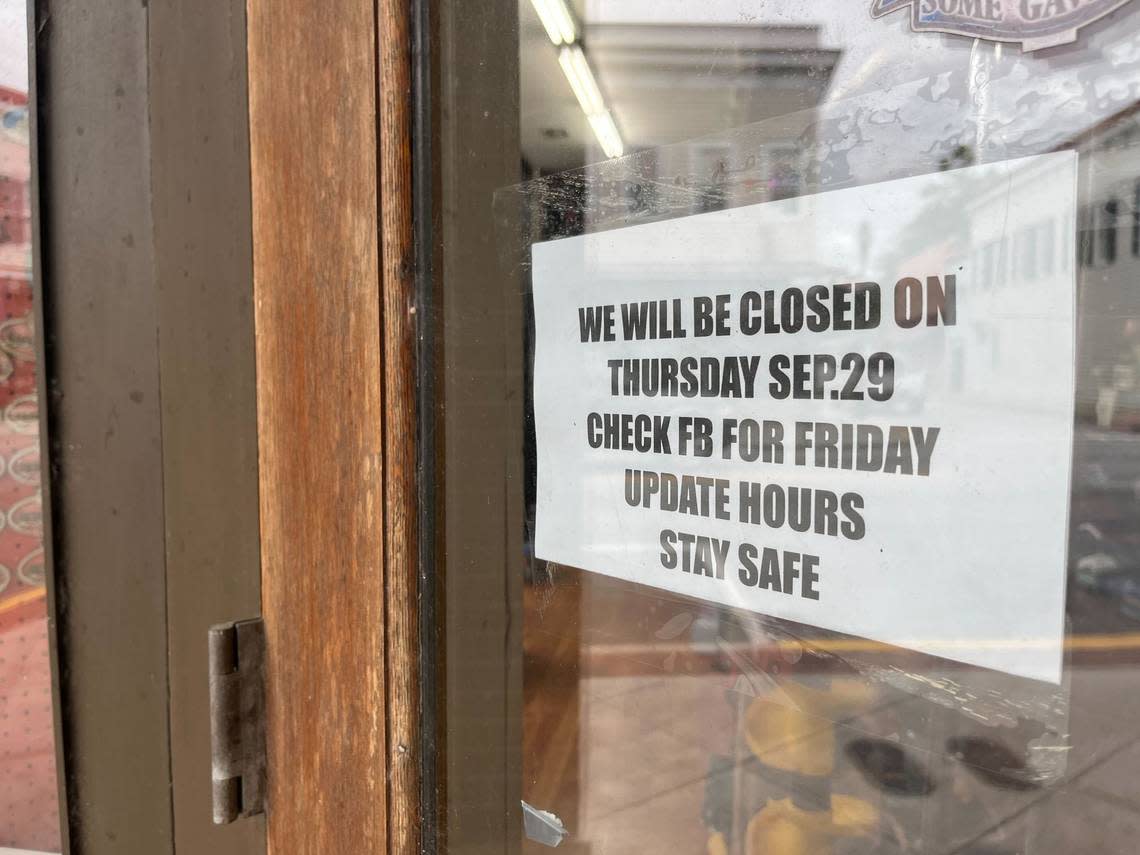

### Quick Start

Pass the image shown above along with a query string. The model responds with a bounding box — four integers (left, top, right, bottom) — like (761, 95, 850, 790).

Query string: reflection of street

(1070, 427, 1140, 634)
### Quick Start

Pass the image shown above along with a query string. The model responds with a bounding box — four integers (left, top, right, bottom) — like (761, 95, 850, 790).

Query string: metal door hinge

(209, 618, 266, 824)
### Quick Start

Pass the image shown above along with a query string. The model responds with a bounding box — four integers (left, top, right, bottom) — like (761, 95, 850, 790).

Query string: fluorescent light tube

(558, 45, 604, 115)
(587, 111, 624, 159)
(552, 0, 577, 44)
(570, 45, 604, 114)
(557, 45, 623, 158)
(531, 0, 577, 45)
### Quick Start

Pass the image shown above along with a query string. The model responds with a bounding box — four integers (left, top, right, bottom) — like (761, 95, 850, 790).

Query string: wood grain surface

(247, 0, 387, 851)
(379, 0, 422, 851)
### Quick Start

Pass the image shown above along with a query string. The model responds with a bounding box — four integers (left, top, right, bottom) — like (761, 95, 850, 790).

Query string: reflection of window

(1041, 219, 1054, 275)
(766, 146, 801, 203)
(1079, 205, 1095, 268)
(1133, 179, 1140, 257)
(0, 176, 28, 246)
(694, 145, 729, 214)
(1023, 226, 1038, 279)
(1102, 197, 1118, 264)
(1064, 212, 1075, 272)
(0, 176, 29, 246)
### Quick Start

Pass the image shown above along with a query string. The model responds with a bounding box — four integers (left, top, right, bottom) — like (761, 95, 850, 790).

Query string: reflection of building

(1059, 104, 1140, 428)
(1031, 105, 1140, 639)
(958, 155, 1078, 408)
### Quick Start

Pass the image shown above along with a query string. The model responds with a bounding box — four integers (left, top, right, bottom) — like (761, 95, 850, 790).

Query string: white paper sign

(532, 152, 1076, 684)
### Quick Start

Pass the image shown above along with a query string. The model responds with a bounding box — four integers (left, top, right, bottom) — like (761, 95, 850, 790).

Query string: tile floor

(568, 668, 1140, 855)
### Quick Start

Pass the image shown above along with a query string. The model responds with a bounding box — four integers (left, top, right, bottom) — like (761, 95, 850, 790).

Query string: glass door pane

(432, 2, 1140, 853)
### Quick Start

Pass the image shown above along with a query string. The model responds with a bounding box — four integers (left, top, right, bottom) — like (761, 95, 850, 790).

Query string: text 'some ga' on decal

(532, 152, 1077, 684)
(871, 0, 1134, 51)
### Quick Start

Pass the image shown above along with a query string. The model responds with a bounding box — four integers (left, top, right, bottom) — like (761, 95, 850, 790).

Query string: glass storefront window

(434, 2, 1140, 853)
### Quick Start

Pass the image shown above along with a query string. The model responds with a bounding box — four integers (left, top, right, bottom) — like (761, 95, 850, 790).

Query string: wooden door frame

(246, 0, 422, 851)
(35, 0, 428, 850)
(34, 0, 535, 849)
(34, 0, 529, 848)
(248, 1, 530, 849)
